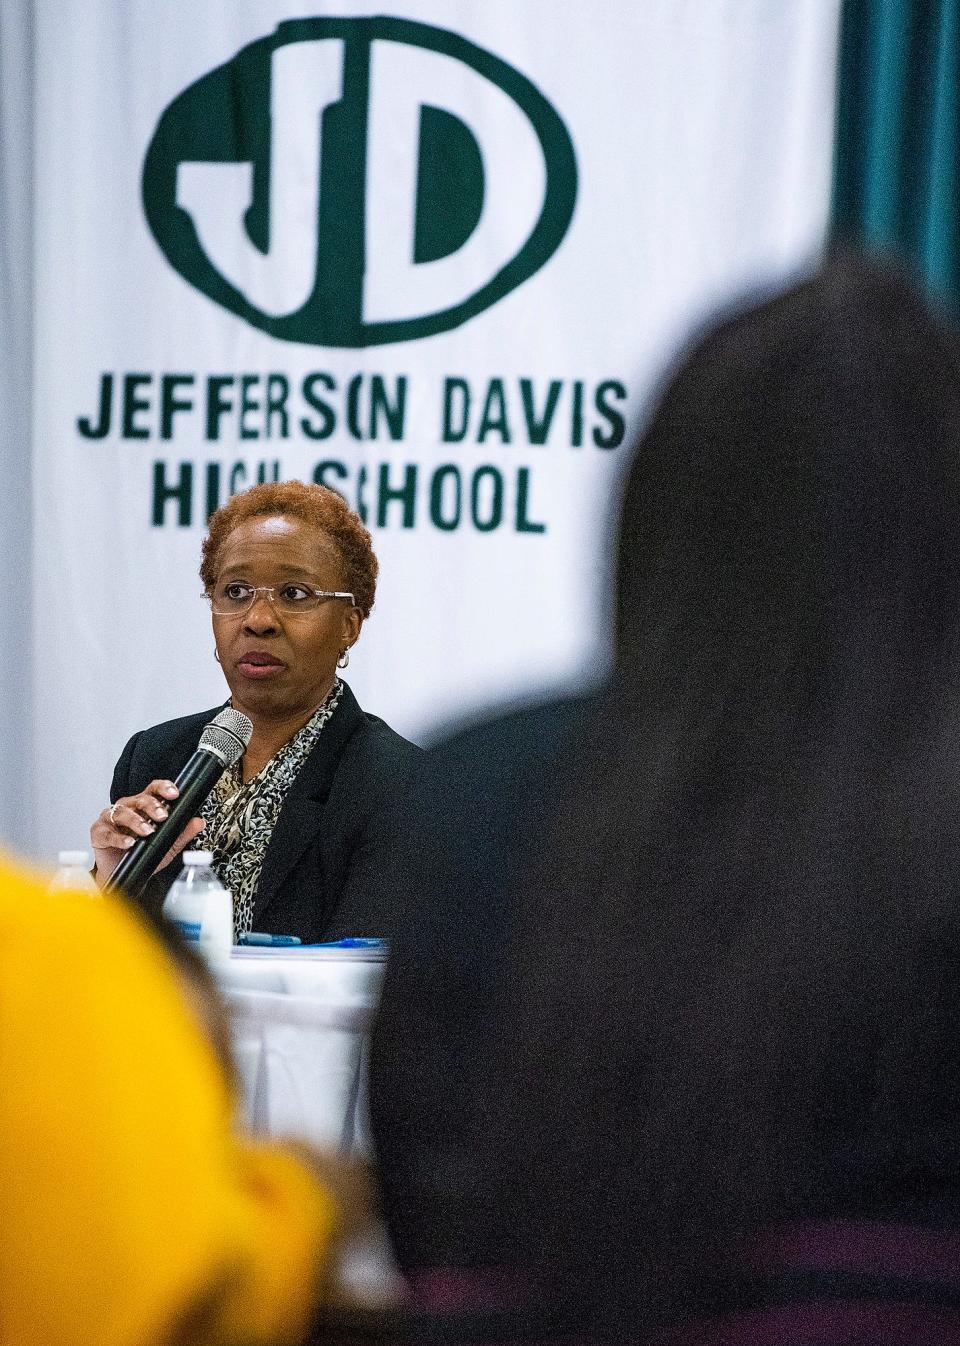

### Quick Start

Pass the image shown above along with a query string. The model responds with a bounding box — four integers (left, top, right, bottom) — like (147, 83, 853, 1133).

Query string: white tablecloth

(216, 947, 386, 1152)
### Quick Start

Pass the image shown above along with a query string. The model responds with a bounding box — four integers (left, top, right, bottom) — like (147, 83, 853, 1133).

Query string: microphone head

(199, 707, 253, 767)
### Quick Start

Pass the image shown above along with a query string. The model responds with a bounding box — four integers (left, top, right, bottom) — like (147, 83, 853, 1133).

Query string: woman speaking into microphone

(90, 481, 421, 944)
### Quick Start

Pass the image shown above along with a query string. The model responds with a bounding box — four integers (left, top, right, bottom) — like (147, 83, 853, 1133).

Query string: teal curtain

(832, 0, 960, 312)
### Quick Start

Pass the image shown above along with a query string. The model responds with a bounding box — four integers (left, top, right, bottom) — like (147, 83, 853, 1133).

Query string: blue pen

(310, 937, 386, 949)
(238, 932, 302, 946)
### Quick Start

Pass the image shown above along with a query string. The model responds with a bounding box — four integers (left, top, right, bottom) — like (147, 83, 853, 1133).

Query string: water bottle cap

(58, 850, 91, 866)
(183, 851, 214, 866)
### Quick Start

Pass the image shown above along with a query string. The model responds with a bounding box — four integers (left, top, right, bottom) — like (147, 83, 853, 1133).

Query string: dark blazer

(110, 681, 422, 943)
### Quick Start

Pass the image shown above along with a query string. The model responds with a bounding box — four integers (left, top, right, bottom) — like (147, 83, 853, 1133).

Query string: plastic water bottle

(162, 851, 233, 965)
(49, 850, 100, 895)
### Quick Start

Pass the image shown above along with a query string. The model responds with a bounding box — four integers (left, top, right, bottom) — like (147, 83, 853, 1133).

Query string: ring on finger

(108, 802, 120, 826)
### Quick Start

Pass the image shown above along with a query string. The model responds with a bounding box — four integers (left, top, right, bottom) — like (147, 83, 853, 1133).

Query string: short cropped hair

(200, 481, 378, 617)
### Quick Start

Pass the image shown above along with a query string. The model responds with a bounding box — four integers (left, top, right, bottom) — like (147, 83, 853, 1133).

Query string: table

(218, 946, 407, 1299)
(216, 946, 387, 1152)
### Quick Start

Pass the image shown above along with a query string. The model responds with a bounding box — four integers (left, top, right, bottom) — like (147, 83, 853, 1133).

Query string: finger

(105, 802, 160, 839)
(89, 824, 130, 883)
(132, 795, 171, 824)
(130, 783, 181, 824)
(119, 788, 176, 828)
(90, 812, 137, 853)
(156, 817, 206, 873)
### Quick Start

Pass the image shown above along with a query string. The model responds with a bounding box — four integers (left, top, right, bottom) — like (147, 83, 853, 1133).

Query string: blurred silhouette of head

(500, 253, 960, 1331)
(612, 252, 960, 759)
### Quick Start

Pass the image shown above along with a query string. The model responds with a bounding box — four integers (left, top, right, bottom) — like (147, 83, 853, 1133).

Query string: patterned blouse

(194, 679, 343, 936)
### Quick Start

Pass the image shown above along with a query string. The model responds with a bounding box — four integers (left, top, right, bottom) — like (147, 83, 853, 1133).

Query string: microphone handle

(105, 748, 226, 899)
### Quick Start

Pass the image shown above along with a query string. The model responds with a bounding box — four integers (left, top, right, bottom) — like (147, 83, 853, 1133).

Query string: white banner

(4, 0, 840, 859)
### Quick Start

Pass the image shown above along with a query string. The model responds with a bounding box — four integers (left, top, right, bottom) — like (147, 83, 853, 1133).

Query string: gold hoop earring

(337, 648, 350, 669)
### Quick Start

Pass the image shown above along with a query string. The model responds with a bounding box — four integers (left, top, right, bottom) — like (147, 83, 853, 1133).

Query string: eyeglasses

(206, 582, 356, 618)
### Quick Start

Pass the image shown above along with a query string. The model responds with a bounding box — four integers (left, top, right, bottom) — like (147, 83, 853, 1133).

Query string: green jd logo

(143, 18, 577, 347)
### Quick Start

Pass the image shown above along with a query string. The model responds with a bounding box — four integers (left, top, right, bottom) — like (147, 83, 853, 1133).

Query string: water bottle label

(170, 919, 202, 942)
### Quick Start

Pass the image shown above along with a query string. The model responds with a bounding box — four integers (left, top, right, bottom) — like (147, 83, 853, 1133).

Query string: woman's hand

(91, 780, 206, 885)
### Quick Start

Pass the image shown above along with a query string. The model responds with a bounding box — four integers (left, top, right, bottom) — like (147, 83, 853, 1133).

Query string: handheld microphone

(105, 707, 253, 900)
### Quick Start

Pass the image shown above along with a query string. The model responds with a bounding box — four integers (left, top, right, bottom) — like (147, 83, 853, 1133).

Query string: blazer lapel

(251, 682, 364, 925)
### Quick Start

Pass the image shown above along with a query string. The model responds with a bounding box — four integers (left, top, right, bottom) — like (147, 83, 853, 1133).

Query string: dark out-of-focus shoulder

(370, 690, 598, 1272)
(421, 693, 593, 798)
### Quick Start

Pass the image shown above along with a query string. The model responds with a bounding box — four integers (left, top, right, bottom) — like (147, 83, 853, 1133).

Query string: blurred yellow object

(0, 856, 337, 1346)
